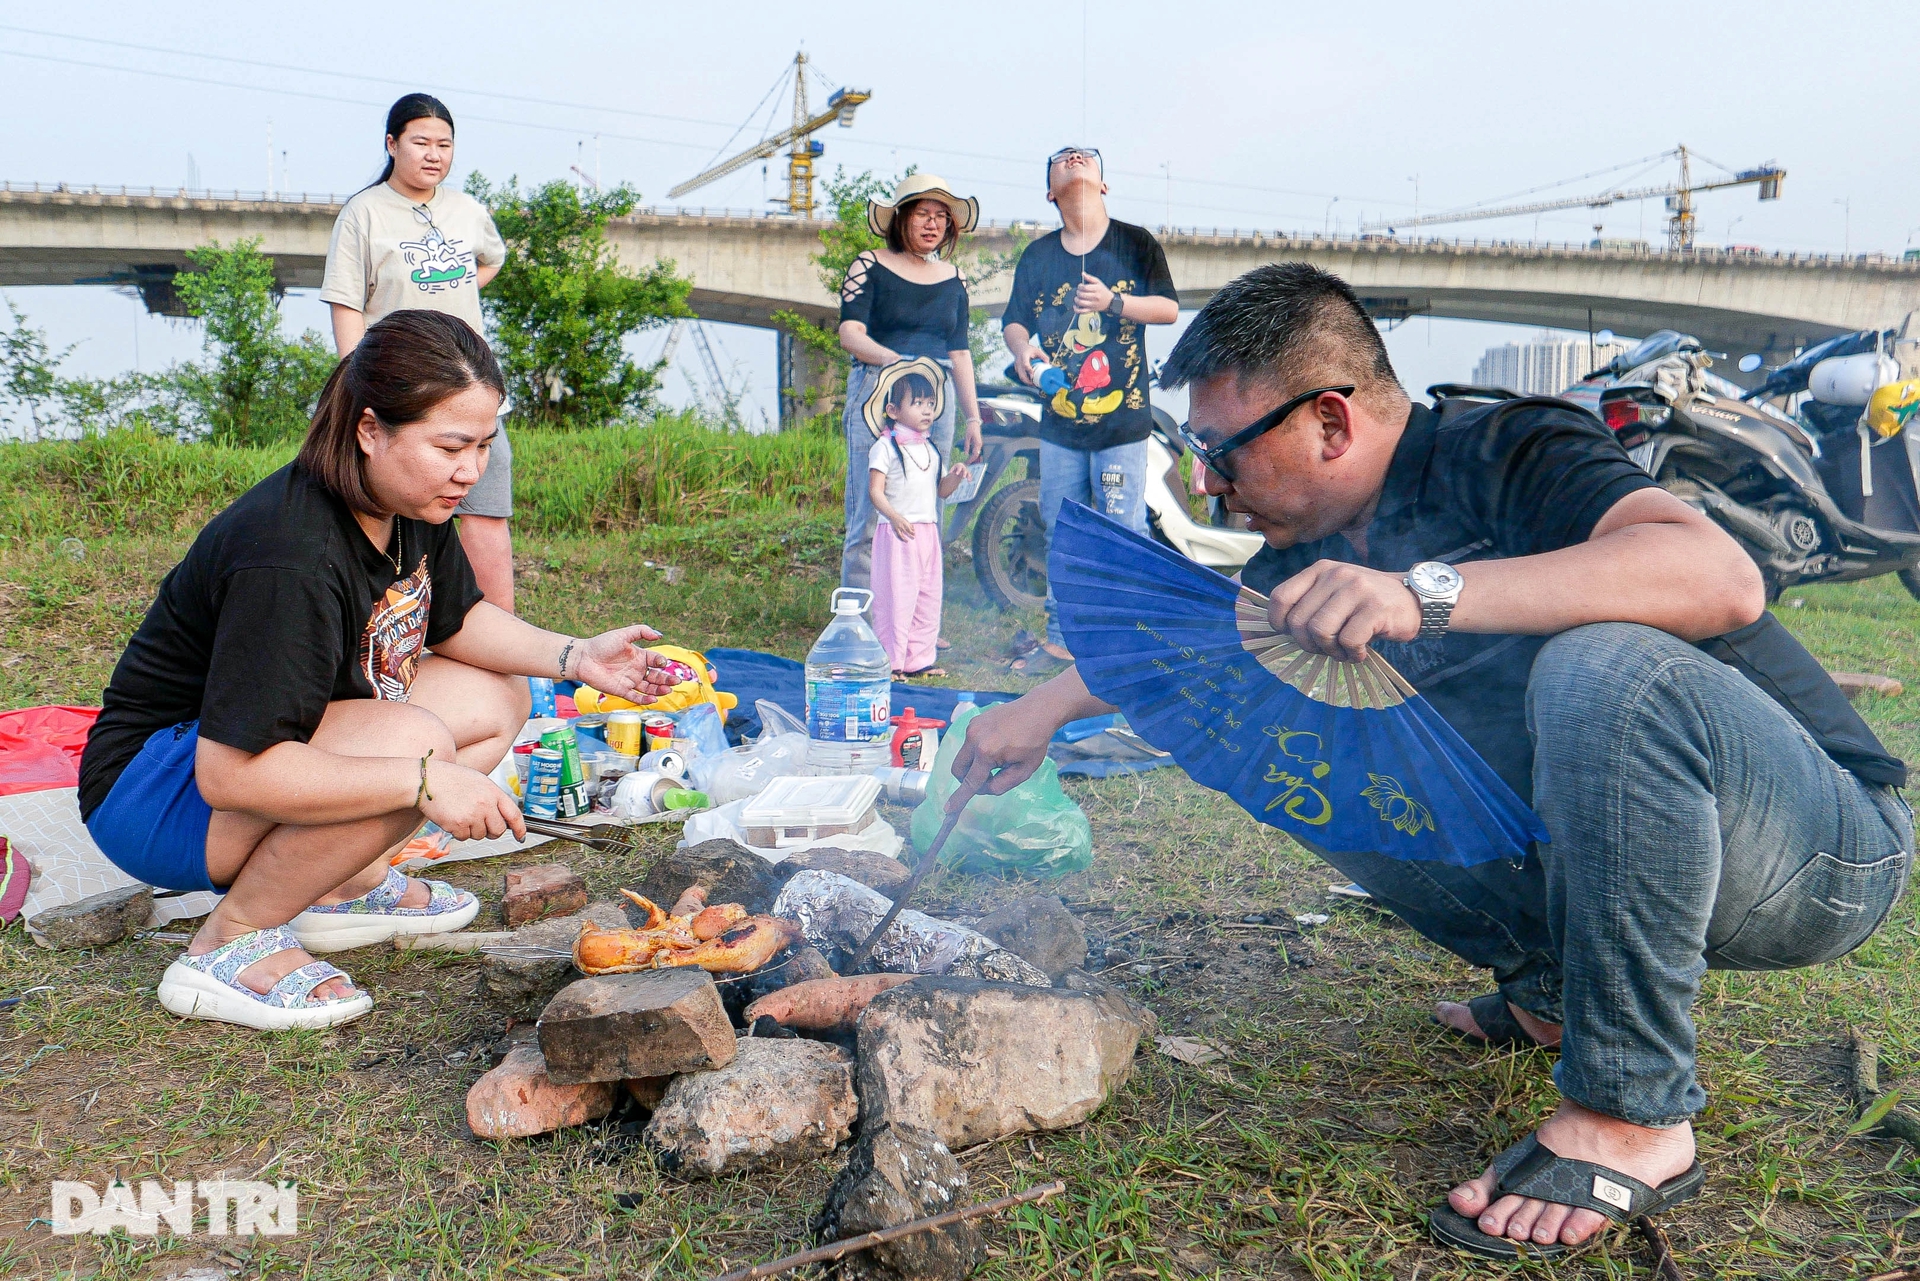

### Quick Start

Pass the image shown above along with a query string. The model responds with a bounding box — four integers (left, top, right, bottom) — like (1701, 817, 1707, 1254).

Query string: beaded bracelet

(416, 748, 434, 808)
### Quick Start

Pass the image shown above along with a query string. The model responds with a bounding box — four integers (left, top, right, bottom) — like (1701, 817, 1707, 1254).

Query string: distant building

(1473, 334, 1631, 396)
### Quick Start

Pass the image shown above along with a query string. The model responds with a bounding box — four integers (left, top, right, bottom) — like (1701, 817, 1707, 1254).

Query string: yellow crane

(1360, 146, 1784, 251)
(668, 52, 871, 218)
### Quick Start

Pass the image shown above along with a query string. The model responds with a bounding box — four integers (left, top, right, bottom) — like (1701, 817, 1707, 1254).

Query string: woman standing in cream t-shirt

(321, 93, 516, 610)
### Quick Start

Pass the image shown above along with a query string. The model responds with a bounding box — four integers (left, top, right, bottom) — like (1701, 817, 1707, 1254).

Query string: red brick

(502, 864, 588, 927)
(467, 1045, 615, 1139)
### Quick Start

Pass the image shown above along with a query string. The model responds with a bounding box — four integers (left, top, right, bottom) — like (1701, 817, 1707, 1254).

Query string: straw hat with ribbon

(866, 173, 981, 239)
(862, 356, 947, 440)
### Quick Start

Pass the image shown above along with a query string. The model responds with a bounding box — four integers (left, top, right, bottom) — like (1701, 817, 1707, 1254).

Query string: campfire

(463, 838, 1153, 1281)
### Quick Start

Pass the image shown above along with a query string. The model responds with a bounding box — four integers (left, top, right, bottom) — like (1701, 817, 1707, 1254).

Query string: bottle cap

(831, 587, 873, 616)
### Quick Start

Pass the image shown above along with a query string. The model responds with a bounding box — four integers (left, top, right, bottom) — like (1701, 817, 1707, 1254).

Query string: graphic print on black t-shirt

(1002, 220, 1178, 451)
(359, 554, 433, 701)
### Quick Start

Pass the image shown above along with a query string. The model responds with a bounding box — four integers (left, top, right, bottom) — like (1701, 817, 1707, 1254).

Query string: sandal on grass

(156, 924, 372, 1031)
(1437, 991, 1560, 1053)
(292, 866, 478, 953)
(1010, 649, 1073, 676)
(901, 666, 948, 679)
(1427, 1132, 1705, 1260)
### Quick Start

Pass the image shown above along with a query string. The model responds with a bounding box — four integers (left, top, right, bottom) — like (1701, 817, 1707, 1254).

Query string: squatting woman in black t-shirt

(78, 312, 681, 1032)
(836, 173, 985, 590)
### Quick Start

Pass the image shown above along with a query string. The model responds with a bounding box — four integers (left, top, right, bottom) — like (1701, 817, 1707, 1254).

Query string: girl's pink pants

(871, 521, 942, 673)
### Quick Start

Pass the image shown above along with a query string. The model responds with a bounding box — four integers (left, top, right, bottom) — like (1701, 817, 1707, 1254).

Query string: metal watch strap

(1416, 597, 1454, 640)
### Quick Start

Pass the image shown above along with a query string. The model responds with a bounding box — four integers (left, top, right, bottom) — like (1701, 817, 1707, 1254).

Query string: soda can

(526, 748, 563, 818)
(572, 714, 609, 753)
(558, 779, 590, 818)
(605, 710, 645, 756)
(539, 727, 586, 789)
(638, 748, 686, 779)
(642, 712, 677, 753)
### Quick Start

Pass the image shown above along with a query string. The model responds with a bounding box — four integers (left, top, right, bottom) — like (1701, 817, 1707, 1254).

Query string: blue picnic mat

(705, 647, 1171, 776)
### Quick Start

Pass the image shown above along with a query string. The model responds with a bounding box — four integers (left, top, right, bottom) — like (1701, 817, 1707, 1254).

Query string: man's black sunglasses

(1046, 146, 1102, 186)
(1177, 384, 1355, 482)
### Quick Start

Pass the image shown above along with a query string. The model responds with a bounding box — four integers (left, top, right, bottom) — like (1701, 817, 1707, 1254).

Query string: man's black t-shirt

(1240, 398, 1904, 802)
(1002, 219, 1178, 451)
(78, 462, 485, 817)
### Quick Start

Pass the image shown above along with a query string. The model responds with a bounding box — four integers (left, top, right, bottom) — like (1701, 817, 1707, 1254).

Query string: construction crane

(1359, 146, 1785, 251)
(668, 52, 871, 218)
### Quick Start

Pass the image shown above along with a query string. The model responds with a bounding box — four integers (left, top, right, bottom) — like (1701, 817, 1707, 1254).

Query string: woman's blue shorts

(83, 721, 218, 893)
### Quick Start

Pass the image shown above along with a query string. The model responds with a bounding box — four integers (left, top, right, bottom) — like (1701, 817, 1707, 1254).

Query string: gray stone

(776, 848, 912, 898)
(817, 1121, 981, 1281)
(857, 976, 1147, 1150)
(478, 899, 630, 1020)
(744, 945, 839, 1003)
(538, 968, 736, 1086)
(27, 884, 151, 949)
(644, 1038, 857, 1177)
(636, 839, 786, 915)
(977, 896, 1087, 979)
(1054, 968, 1160, 1042)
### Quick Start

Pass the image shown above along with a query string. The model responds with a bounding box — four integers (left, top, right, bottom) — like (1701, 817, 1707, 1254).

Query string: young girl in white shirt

(865, 360, 967, 677)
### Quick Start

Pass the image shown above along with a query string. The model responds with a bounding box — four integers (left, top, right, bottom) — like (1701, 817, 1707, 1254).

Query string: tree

(0, 300, 75, 440)
(173, 238, 336, 445)
(466, 176, 692, 429)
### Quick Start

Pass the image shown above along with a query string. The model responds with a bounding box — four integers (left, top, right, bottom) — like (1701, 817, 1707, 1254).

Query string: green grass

(1, 474, 1918, 1278)
(0, 412, 844, 544)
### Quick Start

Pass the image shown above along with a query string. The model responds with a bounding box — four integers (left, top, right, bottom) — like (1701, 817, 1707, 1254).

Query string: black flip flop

(1428, 1132, 1705, 1260)
(1436, 991, 1560, 1053)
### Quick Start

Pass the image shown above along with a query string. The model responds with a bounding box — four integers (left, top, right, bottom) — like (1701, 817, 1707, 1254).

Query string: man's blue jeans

(840, 360, 956, 590)
(1040, 438, 1149, 647)
(1295, 623, 1912, 1127)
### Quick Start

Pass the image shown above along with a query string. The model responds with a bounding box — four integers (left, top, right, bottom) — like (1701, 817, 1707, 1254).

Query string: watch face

(1408, 562, 1463, 595)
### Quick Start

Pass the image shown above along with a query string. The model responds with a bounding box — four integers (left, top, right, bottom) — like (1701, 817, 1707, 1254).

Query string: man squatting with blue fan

(951, 262, 1913, 1260)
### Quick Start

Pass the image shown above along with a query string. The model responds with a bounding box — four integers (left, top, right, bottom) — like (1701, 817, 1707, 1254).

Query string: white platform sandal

(291, 866, 479, 953)
(157, 925, 373, 1031)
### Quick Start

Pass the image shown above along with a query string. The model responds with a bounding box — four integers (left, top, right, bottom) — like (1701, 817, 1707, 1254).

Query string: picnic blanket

(705, 647, 1172, 776)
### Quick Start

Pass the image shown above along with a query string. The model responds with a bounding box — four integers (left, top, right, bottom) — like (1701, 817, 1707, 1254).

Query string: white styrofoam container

(739, 774, 883, 847)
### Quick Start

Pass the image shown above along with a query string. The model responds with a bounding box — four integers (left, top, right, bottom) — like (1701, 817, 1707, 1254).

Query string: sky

(3, 0, 1916, 426)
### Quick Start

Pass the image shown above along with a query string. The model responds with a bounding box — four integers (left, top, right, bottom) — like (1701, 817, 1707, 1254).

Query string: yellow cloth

(1868, 378, 1920, 439)
(573, 645, 738, 721)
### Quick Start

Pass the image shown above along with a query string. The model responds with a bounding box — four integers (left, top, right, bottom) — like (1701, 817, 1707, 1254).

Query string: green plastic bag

(909, 704, 1094, 876)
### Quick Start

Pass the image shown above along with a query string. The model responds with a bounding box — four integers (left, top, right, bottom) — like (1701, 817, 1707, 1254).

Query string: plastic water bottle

(805, 588, 894, 774)
(1025, 351, 1070, 397)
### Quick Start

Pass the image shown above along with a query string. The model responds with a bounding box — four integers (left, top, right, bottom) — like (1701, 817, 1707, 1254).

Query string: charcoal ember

(816, 1121, 981, 1281)
(772, 870, 1049, 987)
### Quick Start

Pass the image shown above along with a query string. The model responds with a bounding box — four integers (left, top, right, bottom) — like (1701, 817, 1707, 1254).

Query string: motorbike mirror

(1738, 354, 1764, 373)
(1595, 329, 1615, 346)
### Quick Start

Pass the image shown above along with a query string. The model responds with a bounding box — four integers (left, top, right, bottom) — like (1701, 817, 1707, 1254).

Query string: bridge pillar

(778, 331, 843, 429)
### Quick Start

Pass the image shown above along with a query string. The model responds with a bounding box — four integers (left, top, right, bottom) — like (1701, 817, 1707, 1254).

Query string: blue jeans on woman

(840, 359, 956, 590)
(1039, 438, 1149, 647)
(1294, 622, 1912, 1127)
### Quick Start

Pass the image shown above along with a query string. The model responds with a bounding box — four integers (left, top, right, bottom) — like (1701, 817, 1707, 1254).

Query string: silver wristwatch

(1404, 561, 1464, 640)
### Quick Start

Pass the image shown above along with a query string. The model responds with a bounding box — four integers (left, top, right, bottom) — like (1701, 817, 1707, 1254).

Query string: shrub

(466, 176, 693, 429)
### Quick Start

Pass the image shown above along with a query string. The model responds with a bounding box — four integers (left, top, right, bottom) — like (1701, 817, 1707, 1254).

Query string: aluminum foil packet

(772, 870, 1050, 987)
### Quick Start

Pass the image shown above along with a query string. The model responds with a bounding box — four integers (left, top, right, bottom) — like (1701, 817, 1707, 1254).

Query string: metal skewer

(844, 776, 984, 971)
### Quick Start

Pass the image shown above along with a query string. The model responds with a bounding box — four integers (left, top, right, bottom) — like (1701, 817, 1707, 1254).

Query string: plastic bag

(686, 732, 811, 805)
(673, 700, 729, 759)
(752, 698, 807, 742)
(909, 704, 1093, 876)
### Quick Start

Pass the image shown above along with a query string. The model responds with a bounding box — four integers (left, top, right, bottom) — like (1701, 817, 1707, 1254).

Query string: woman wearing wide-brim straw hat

(835, 173, 985, 592)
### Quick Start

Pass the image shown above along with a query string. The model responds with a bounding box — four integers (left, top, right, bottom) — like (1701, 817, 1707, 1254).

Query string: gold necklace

(388, 517, 403, 575)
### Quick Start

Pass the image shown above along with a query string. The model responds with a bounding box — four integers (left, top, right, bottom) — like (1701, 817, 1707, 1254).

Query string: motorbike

(1554, 321, 1920, 600)
(947, 376, 1264, 610)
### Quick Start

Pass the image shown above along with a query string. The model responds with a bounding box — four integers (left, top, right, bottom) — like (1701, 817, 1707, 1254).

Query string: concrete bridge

(7, 181, 1920, 409)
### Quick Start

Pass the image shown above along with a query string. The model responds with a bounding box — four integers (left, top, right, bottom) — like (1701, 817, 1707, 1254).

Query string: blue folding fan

(1049, 501, 1547, 867)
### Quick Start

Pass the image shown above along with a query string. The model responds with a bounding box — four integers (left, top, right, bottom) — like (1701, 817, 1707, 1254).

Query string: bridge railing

(6, 184, 1913, 271)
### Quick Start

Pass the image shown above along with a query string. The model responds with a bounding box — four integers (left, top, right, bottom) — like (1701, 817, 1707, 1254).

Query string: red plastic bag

(0, 705, 100, 797)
